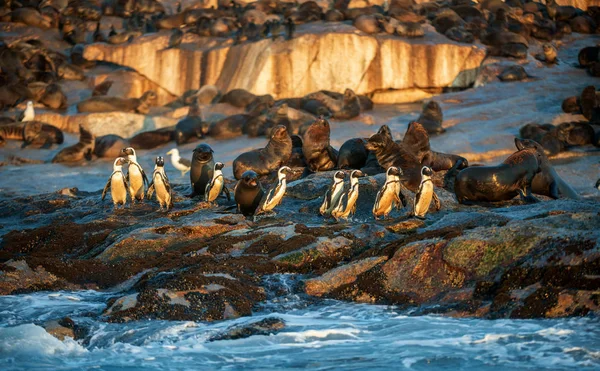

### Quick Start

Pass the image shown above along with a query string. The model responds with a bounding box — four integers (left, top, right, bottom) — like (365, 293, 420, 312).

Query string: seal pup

(189, 143, 215, 198)
(102, 157, 129, 209)
(52, 125, 95, 163)
(166, 148, 191, 176)
(416, 101, 445, 135)
(147, 156, 173, 211)
(413, 166, 441, 219)
(233, 125, 292, 180)
(234, 170, 264, 217)
(205, 162, 230, 204)
(515, 138, 580, 200)
(373, 166, 407, 220)
(319, 170, 347, 217)
(256, 166, 292, 215)
(121, 147, 149, 203)
(17, 101, 34, 122)
(332, 170, 364, 221)
(302, 117, 338, 173)
(535, 43, 558, 64)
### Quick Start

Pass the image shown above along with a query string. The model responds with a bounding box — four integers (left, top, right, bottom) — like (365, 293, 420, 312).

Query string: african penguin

(205, 162, 230, 204)
(373, 166, 407, 220)
(234, 170, 264, 217)
(18, 101, 34, 122)
(121, 147, 149, 203)
(256, 166, 292, 215)
(147, 156, 173, 211)
(102, 157, 129, 208)
(413, 166, 441, 219)
(332, 170, 364, 221)
(166, 148, 191, 176)
(319, 171, 347, 217)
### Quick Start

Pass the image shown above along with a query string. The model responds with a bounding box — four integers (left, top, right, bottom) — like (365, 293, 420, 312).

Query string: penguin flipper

(398, 189, 407, 208)
(222, 185, 231, 201)
(147, 181, 155, 198)
(432, 191, 441, 211)
(101, 178, 111, 201)
(140, 167, 149, 187)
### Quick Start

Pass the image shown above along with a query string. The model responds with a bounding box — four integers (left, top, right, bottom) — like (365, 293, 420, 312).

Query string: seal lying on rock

(175, 100, 207, 145)
(76, 91, 157, 114)
(233, 125, 292, 180)
(128, 127, 174, 150)
(52, 125, 95, 163)
(452, 141, 543, 204)
(515, 138, 580, 199)
(94, 134, 130, 158)
(302, 117, 338, 173)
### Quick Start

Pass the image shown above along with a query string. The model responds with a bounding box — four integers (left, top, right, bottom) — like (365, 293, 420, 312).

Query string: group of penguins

(102, 146, 439, 221)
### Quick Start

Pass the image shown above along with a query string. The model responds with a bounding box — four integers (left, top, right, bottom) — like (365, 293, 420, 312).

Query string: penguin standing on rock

(121, 147, 149, 203)
(234, 170, 264, 217)
(319, 171, 347, 217)
(205, 162, 230, 204)
(147, 156, 173, 211)
(102, 157, 129, 209)
(166, 148, 191, 176)
(413, 166, 441, 219)
(332, 170, 365, 221)
(256, 166, 292, 215)
(18, 101, 34, 122)
(373, 166, 407, 220)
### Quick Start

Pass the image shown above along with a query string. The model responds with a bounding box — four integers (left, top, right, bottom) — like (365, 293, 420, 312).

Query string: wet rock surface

(0, 175, 598, 322)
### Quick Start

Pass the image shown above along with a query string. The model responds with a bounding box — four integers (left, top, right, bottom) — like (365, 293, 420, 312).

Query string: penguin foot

(414, 215, 426, 220)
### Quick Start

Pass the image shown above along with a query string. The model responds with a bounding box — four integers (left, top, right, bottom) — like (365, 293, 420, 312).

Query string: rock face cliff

(83, 23, 486, 103)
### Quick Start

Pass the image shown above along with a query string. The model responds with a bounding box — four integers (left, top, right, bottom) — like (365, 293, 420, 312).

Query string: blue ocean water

(0, 282, 598, 371)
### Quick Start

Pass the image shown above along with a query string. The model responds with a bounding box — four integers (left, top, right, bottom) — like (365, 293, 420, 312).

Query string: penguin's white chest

(415, 181, 433, 217)
(129, 164, 144, 197)
(207, 176, 223, 202)
(264, 181, 286, 210)
(154, 174, 170, 205)
(111, 172, 127, 203)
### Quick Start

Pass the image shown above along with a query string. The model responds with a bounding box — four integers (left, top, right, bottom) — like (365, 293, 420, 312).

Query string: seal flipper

(517, 188, 540, 203)
(443, 158, 464, 192)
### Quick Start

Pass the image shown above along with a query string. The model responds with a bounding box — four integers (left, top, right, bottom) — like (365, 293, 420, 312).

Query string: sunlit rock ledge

(83, 23, 486, 103)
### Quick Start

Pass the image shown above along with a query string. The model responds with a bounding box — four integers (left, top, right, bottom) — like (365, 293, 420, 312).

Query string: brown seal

(302, 117, 339, 173)
(175, 100, 208, 145)
(233, 125, 292, 180)
(453, 141, 542, 204)
(52, 125, 95, 163)
(94, 134, 130, 158)
(209, 114, 254, 140)
(128, 127, 175, 150)
(515, 138, 580, 199)
(76, 91, 157, 114)
(416, 101, 445, 134)
(401, 122, 468, 171)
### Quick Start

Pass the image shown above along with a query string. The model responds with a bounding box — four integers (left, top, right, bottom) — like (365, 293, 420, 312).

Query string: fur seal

(416, 101, 445, 135)
(189, 143, 215, 198)
(302, 117, 338, 173)
(22, 122, 63, 148)
(92, 80, 113, 96)
(333, 89, 361, 120)
(534, 43, 558, 64)
(209, 114, 253, 140)
(175, 100, 208, 145)
(578, 46, 599, 68)
(287, 134, 307, 168)
(453, 143, 543, 204)
(219, 89, 273, 109)
(94, 134, 130, 158)
(515, 138, 580, 200)
(498, 65, 533, 82)
(77, 91, 157, 114)
(365, 129, 422, 191)
(40, 83, 67, 109)
(556, 121, 596, 147)
(234, 170, 264, 217)
(52, 125, 95, 163)
(10, 8, 52, 29)
(233, 125, 292, 180)
(337, 138, 369, 169)
(128, 127, 174, 150)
